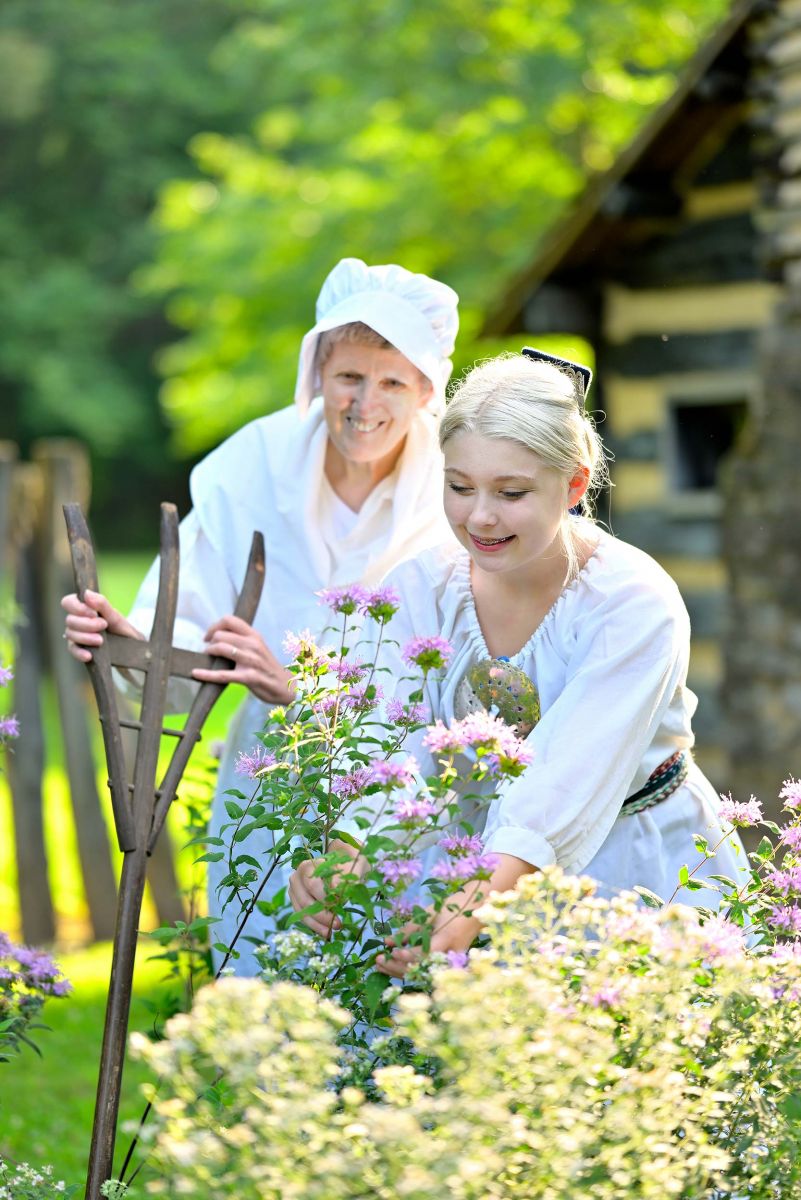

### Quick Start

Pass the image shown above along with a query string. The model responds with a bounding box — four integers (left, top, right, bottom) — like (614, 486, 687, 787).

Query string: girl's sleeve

(481, 577, 691, 873)
(122, 510, 239, 712)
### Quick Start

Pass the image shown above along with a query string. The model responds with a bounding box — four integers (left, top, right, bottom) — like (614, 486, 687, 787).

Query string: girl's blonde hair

(440, 353, 610, 580)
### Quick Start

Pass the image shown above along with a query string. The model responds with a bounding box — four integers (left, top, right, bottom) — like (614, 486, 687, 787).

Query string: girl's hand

(61, 589, 144, 663)
(288, 840, 365, 938)
(375, 909, 481, 978)
(375, 853, 536, 978)
(192, 614, 295, 704)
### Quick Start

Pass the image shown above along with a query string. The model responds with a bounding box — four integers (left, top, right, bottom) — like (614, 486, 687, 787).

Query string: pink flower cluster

(315, 685, 383, 718)
(282, 629, 322, 662)
(331, 758, 420, 799)
(766, 864, 801, 896)
(424, 711, 533, 775)
(317, 584, 400, 622)
(717, 793, 764, 827)
(393, 794, 437, 824)
(780, 777, 801, 810)
(767, 905, 801, 936)
(234, 746, 277, 779)
(431, 852, 499, 884)
(401, 635, 453, 672)
(439, 833, 484, 857)
(371, 757, 419, 789)
(385, 698, 430, 727)
(330, 657, 368, 684)
(331, 766, 377, 799)
(377, 858, 422, 886)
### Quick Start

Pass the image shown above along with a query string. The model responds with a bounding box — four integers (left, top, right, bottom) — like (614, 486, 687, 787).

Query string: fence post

(6, 462, 56, 944)
(33, 440, 118, 940)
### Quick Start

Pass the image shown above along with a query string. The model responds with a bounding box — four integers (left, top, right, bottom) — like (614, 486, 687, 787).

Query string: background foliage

(1, 0, 727, 541)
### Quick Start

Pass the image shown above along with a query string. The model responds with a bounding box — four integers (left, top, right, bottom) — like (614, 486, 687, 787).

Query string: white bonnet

(294, 257, 459, 414)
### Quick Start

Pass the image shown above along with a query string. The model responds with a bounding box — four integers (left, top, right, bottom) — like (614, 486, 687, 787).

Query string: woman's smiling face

(443, 431, 588, 577)
(321, 341, 432, 474)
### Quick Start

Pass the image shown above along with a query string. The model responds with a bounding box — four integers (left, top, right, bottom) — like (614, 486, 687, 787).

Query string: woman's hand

(192, 614, 295, 705)
(288, 840, 366, 938)
(61, 589, 144, 662)
(376, 853, 536, 978)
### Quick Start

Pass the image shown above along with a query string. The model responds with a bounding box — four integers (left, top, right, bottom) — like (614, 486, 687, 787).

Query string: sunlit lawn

(0, 944, 179, 1188)
(0, 551, 243, 1185)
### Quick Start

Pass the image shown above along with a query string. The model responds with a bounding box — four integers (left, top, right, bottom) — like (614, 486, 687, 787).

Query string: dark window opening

(668, 398, 748, 491)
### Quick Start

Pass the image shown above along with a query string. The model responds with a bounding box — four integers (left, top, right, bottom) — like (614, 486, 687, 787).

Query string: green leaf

(225, 799, 245, 819)
(363, 971, 390, 1018)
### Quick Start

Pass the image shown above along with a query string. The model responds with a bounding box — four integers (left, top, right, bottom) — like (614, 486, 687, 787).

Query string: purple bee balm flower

(767, 904, 801, 935)
(780, 777, 801, 810)
(281, 628, 321, 661)
(331, 766, 376, 798)
(330, 657, 368, 684)
(12, 945, 72, 994)
(378, 857, 423, 886)
(234, 746, 277, 778)
(385, 698, 430, 727)
(780, 825, 801, 852)
(422, 720, 466, 755)
(0, 665, 13, 686)
(371, 758, 419, 789)
(588, 985, 623, 1010)
(346, 684, 383, 713)
(439, 833, 484, 857)
(766, 865, 801, 896)
(0, 715, 20, 738)
(770, 941, 801, 963)
(361, 586, 401, 622)
(696, 916, 747, 961)
(446, 950, 469, 969)
(718, 793, 763, 827)
(431, 852, 499, 884)
(390, 897, 415, 922)
(401, 635, 453, 672)
(317, 584, 370, 616)
(393, 794, 438, 824)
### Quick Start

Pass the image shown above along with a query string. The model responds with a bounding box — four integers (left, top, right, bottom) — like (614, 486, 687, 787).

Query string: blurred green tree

(141, 0, 728, 454)
(0, 0, 274, 539)
(1, 0, 728, 509)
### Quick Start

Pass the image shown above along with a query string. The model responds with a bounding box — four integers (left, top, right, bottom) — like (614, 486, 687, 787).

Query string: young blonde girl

(291, 350, 746, 971)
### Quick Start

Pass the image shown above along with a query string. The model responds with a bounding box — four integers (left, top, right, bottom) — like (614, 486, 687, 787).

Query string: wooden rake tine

(147, 528, 265, 852)
(63, 503, 137, 852)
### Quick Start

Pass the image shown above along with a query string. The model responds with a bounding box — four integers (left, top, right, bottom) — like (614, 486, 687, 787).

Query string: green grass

(0, 942, 184, 1188)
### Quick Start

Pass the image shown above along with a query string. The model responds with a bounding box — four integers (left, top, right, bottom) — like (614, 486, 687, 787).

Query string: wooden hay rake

(63, 502, 264, 1199)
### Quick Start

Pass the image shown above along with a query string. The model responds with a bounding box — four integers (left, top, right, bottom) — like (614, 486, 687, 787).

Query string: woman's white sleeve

(481, 580, 691, 872)
(122, 510, 238, 712)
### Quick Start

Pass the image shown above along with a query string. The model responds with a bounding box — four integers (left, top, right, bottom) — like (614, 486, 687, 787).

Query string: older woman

(62, 256, 459, 973)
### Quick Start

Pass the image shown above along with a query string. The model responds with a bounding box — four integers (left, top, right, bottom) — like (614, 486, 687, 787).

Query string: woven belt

(622, 750, 691, 816)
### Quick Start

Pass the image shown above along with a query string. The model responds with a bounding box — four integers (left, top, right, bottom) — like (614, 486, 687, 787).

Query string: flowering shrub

(202, 588, 529, 1069)
(0, 933, 71, 1062)
(132, 864, 801, 1199)
(0, 1159, 76, 1198)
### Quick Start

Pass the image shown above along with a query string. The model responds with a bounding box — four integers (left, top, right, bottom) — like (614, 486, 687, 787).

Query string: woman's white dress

(374, 526, 746, 906)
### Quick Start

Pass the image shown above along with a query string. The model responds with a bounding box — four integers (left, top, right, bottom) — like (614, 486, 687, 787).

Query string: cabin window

(666, 396, 748, 492)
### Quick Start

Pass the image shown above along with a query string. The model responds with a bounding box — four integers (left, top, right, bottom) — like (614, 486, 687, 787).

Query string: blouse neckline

(455, 522, 604, 665)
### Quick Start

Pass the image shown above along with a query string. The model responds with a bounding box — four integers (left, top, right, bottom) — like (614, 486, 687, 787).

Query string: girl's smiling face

(443, 431, 588, 578)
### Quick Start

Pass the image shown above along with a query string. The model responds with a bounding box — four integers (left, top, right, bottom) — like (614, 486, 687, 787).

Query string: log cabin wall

(721, 0, 801, 808)
(596, 118, 780, 785)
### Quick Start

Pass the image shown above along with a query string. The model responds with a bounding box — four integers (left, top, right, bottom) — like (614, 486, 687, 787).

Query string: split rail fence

(0, 438, 185, 943)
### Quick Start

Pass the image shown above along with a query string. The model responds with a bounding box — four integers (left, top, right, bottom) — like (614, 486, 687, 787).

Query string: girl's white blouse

(378, 527, 745, 903)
